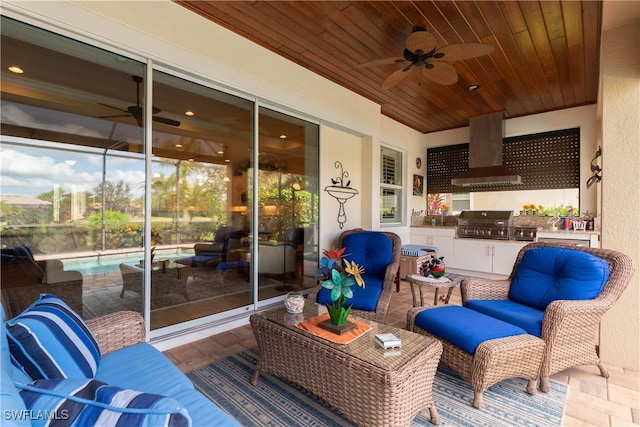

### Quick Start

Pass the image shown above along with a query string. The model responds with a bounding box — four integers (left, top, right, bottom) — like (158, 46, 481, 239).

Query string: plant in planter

(315, 248, 366, 325)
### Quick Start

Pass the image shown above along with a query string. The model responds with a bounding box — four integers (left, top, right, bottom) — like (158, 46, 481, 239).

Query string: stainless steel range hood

(451, 112, 522, 187)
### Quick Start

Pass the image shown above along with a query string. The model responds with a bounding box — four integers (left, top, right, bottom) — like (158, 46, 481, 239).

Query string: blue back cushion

(414, 306, 527, 354)
(7, 294, 101, 381)
(343, 232, 392, 277)
(509, 247, 611, 311)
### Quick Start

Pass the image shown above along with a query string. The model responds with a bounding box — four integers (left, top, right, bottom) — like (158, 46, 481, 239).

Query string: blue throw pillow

(6, 294, 101, 381)
(509, 247, 611, 311)
(17, 378, 191, 427)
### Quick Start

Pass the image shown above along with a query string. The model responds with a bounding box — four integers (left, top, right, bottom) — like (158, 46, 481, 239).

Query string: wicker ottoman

(407, 305, 545, 409)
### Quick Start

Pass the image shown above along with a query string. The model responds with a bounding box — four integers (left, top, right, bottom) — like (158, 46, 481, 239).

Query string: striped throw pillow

(17, 378, 191, 427)
(6, 294, 101, 380)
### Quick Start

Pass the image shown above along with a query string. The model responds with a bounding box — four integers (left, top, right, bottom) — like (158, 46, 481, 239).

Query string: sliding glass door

(1, 16, 319, 333)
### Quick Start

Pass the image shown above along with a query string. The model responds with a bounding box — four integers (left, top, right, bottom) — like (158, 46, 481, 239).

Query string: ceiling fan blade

(382, 67, 412, 90)
(356, 57, 405, 68)
(406, 31, 436, 54)
(152, 116, 181, 127)
(98, 114, 130, 119)
(437, 43, 494, 62)
(98, 102, 127, 113)
(422, 62, 459, 85)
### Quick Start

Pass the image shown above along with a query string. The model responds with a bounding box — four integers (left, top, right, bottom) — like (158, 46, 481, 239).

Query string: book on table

(375, 333, 401, 349)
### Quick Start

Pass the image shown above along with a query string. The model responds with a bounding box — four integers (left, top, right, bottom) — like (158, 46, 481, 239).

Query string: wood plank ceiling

(176, 1, 602, 134)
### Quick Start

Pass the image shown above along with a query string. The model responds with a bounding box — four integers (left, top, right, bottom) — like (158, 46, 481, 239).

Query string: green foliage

(86, 210, 130, 224)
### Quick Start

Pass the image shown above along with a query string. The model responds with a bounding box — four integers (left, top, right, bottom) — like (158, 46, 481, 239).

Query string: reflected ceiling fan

(358, 27, 494, 90)
(98, 75, 180, 127)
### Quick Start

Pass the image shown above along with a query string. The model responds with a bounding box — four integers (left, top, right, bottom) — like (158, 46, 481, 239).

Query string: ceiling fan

(358, 27, 494, 90)
(98, 75, 181, 127)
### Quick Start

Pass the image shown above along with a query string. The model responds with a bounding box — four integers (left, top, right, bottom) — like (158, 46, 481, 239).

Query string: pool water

(63, 250, 194, 276)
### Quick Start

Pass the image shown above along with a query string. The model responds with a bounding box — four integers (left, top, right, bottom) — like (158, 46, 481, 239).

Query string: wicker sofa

(1, 295, 239, 427)
(460, 242, 635, 391)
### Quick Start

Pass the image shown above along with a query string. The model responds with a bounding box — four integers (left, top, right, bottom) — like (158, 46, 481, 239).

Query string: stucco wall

(598, 21, 640, 370)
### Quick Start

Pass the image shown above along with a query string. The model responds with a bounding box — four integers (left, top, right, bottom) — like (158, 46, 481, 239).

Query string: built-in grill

(457, 210, 513, 240)
(457, 210, 538, 241)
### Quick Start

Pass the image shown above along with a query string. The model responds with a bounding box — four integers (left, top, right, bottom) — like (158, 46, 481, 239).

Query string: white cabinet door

(452, 240, 492, 273)
(432, 235, 454, 266)
(492, 242, 527, 275)
(410, 229, 456, 269)
(453, 240, 527, 274)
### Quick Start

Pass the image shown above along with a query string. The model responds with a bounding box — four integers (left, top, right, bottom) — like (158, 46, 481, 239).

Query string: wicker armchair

(461, 242, 635, 391)
(307, 229, 401, 323)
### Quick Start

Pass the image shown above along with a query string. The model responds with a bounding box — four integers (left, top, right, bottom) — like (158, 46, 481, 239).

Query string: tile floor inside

(164, 278, 640, 427)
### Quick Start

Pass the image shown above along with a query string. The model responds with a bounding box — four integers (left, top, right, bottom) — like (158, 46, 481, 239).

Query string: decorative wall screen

(427, 128, 580, 194)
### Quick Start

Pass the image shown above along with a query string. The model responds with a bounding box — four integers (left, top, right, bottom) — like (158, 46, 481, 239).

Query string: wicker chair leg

(428, 405, 441, 425)
(472, 391, 484, 409)
(526, 379, 537, 395)
(597, 360, 610, 378)
(539, 376, 550, 392)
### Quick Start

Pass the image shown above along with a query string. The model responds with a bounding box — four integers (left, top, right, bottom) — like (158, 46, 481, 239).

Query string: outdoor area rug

(187, 347, 568, 427)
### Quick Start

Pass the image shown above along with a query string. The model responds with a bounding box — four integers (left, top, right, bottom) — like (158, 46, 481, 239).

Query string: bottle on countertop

(431, 217, 437, 226)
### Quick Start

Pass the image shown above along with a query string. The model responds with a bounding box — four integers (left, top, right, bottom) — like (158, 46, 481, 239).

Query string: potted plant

(315, 248, 365, 327)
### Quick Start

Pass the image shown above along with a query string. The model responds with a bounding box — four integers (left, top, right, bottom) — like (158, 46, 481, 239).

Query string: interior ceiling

(176, 0, 603, 134)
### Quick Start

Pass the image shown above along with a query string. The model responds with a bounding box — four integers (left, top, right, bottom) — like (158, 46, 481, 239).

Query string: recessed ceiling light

(8, 66, 24, 74)
(279, 134, 287, 140)
(175, 144, 183, 148)
(467, 84, 481, 92)
(184, 111, 195, 117)
(188, 158, 194, 162)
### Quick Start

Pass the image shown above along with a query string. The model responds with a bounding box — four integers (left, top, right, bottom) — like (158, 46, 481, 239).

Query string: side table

(407, 274, 455, 307)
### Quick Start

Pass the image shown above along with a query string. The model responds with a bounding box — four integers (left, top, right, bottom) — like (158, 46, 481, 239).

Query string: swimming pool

(63, 250, 194, 276)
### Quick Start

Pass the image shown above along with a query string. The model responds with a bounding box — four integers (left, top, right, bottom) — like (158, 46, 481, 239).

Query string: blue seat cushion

(316, 275, 383, 311)
(465, 299, 545, 337)
(6, 294, 101, 381)
(217, 261, 249, 272)
(96, 343, 240, 426)
(96, 343, 194, 397)
(414, 305, 527, 354)
(509, 247, 611, 311)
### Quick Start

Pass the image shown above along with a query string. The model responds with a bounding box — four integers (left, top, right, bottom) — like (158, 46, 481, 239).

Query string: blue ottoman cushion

(414, 305, 527, 354)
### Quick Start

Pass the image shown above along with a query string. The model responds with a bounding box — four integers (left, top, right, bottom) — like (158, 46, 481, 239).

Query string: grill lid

(458, 210, 513, 221)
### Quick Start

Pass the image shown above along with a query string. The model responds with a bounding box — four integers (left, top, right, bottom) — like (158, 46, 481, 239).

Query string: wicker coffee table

(250, 304, 443, 426)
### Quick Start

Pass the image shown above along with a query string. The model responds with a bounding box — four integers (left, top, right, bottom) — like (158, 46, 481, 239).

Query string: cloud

(0, 146, 144, 198)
